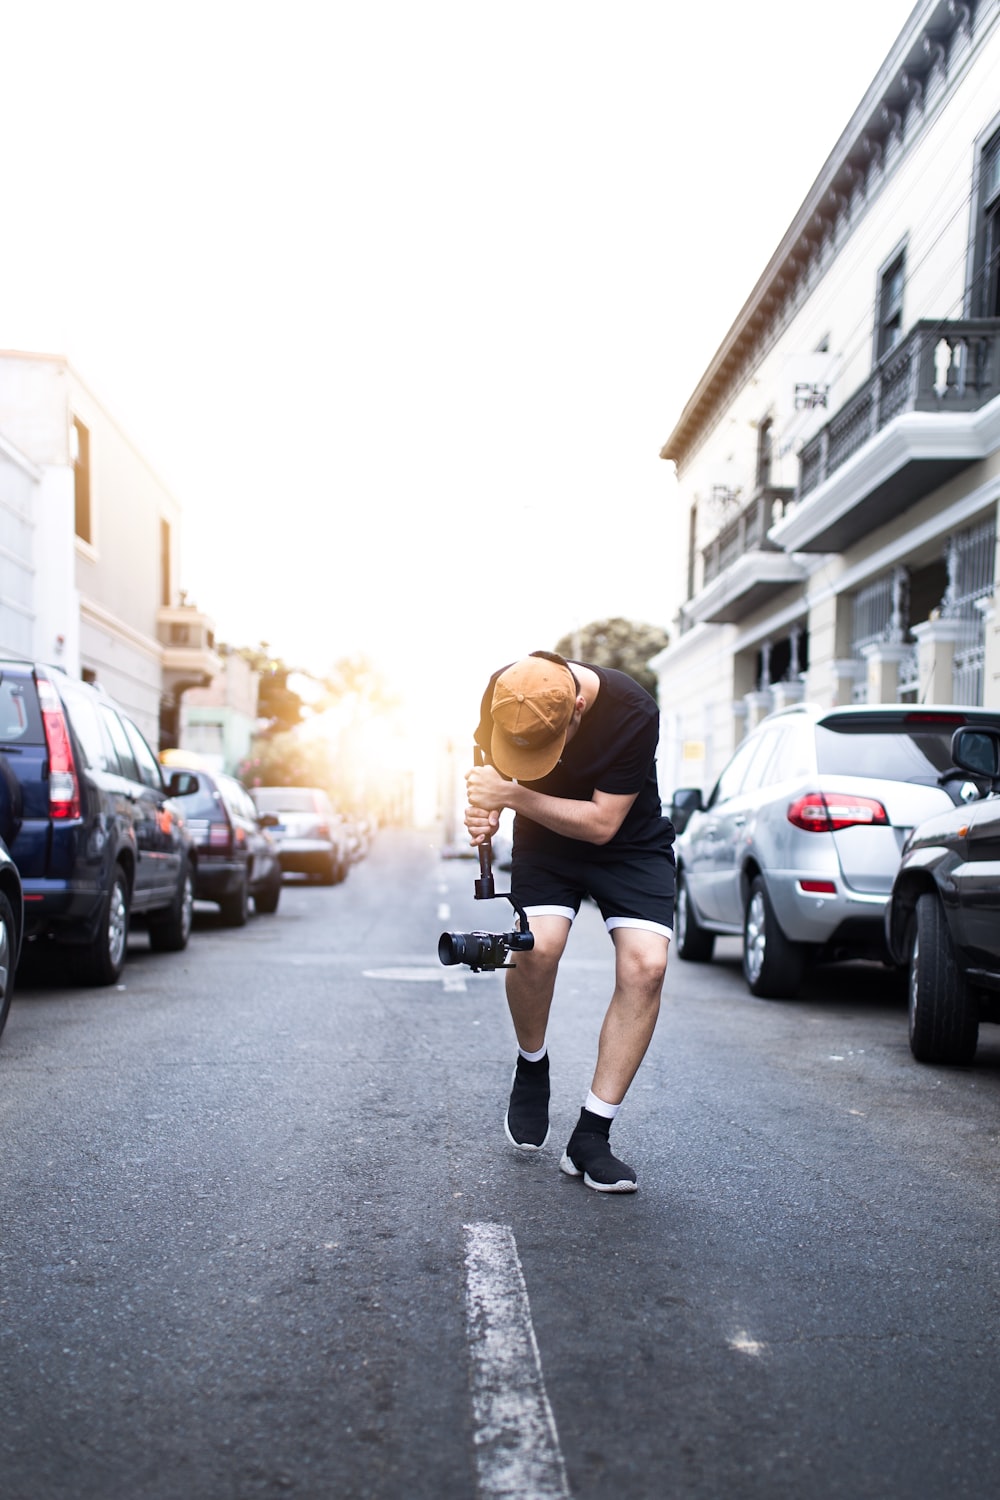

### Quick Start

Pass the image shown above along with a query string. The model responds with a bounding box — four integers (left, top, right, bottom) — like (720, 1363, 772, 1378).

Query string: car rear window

(0, 675, 44, 745)
(184, 781, 225, 819)
(815, 722, 958, 784)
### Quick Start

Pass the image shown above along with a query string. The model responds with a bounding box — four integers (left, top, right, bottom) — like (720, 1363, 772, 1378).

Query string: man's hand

(464, 763, 510, 847)
(464, 804, 499, 847)
(466, 763, 511, 813)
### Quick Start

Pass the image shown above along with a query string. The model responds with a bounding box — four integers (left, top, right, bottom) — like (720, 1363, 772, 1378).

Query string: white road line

(463, 1222, 571, 1500)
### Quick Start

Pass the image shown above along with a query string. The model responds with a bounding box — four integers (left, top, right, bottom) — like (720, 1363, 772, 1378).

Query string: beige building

(653, 0, 1000, 798)
(0, 351, 219, 747)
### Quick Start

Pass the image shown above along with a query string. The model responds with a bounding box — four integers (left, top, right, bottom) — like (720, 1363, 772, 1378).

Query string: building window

(72, 417, 92, 544)
(160, 519, 172, 606)
(875, 248, 905, 361)
(972, 129, 1000, 317)
(755, 417, 773, 490)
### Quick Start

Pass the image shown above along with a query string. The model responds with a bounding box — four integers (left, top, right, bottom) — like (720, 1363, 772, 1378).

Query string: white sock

(585, 1090, 619, 1120)
(518, 1043, 548, 1063)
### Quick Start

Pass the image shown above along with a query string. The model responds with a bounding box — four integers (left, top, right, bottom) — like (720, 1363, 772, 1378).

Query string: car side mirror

(669, 786, 704, 835)
(166, 771, 200, 797)
(950, 726, 1000, 791)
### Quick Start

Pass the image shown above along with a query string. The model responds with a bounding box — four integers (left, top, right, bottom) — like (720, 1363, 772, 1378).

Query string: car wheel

(0, 891, 16, 1042)
(149, 859, 195, 952)
(908, 892, 978, 1064)
(742, 874, 804, 999)
(78, 865, 131, 985)
(675, 873, 715, 962)
(253, 869, 282, 915)
(220, 873, 250, 927)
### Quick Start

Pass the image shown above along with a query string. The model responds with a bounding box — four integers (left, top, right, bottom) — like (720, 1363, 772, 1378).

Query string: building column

(979, 592, 1000, 709)
(743, 690, 772, 732)
(770, 679, 805, 712)
(912, 617, 965, 703)
(828, 658, 864, 706)
(860, 641, 912, 704)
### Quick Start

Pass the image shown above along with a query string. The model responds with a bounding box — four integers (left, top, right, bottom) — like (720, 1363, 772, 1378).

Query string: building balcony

(157, 600, 223, 703)
(689, 488, 805, 625)
(772, 319, 1000, 554)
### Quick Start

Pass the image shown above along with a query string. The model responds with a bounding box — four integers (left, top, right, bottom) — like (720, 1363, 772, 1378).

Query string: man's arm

(465, 763, 637, 847)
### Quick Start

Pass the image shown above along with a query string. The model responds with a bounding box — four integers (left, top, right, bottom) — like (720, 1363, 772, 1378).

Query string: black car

(0, 756, 24, 1043)
(885, 725, 1000, 1065)
(167, 762, 282, 924)
(0, 661, 200, 986)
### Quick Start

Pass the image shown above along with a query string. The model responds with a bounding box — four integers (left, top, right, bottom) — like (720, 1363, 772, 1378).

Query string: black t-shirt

(474, 662, 674, 861)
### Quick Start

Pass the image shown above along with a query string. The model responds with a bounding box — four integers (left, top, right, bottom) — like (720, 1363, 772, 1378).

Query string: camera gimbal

(438, 748, 534, 973)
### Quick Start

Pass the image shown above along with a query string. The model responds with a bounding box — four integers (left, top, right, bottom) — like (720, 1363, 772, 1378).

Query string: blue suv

(0, 661, 200, 985)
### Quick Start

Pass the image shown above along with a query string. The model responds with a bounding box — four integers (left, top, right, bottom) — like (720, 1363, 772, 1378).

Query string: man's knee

(613, 934, 669, 996)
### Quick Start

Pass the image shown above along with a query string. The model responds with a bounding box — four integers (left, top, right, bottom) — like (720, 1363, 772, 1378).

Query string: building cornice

(660, 0, 994, 473)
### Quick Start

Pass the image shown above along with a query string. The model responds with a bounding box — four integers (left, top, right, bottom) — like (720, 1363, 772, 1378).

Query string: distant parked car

(0, 661, 200, 985)
(249, 786, 350, 884)
(166, 763, 282, 924)
(0, 754, 24, 1043)
(670, 703, 1000, 999)
(885, 724, 1000, 1065)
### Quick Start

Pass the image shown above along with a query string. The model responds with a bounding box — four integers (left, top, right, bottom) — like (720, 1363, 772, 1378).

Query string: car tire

(0, 890, 17, 1042)
(219, 873, 250, 927)
(908, 892, 978, 1065)
(253, 870, 282, 915)
(675, 873, 715, 962)
(742, 874, 804, 999)
(149, 859, 195, 952)
(78, 864, 131, 986)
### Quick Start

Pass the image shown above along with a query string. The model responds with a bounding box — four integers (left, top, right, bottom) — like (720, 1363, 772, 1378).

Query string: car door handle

(733, 816, 746, 828)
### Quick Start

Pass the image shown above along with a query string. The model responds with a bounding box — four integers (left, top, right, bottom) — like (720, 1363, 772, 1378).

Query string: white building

(653, 0, 1000, 799)
(0, 350, 219, 747)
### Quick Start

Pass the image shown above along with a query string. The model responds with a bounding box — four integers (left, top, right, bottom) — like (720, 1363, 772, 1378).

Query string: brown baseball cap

(490, 656, 578, 781)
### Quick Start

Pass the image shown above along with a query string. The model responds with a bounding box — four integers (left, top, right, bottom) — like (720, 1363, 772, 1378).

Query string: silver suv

(670, 703, 1000, 999)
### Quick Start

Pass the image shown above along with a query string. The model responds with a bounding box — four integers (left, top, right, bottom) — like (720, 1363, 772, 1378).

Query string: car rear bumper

(193, 860, 247, 902)
(766, 871, 890, 951)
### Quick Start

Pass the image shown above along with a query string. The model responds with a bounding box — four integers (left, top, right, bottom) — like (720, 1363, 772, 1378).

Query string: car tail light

(208, 823, 232, 851)
(36, 675, 81, 820)
(316, 822, 330, 838)
(799, 879, 838, 895)
(787, 792, 888, 832)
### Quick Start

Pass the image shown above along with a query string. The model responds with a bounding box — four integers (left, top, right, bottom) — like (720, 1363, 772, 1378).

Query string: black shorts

(511, 846, 676, 939)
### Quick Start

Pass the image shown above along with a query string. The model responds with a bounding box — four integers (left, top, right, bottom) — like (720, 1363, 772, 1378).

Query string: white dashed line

(463, 1222, 571, 1500)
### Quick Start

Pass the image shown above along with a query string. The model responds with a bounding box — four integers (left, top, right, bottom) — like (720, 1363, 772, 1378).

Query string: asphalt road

(1, 827, 998, 1500)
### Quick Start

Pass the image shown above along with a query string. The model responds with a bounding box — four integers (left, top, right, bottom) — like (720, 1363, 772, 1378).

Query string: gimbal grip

(473, 744, 495, 899)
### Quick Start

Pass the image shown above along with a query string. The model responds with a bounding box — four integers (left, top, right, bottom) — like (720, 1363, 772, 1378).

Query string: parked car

(249, 786, 350, 884)
(0, 661, 201, 985)
(166, 762, 282, 924)
(885, 724, 1000, 1065)
(0, 754, 24, 1042)
(670, 703, 1000, 999)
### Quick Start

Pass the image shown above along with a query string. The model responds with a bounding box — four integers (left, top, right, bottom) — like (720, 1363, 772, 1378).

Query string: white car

(250, 786, 350, 885)
(670, 703, 1000, 999)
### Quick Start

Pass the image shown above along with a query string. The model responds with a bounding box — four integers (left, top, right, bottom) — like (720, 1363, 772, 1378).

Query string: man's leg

(503, 914, 572, 1152)
(561, 927, 669, 1192)
(592, 927, 669, 1103)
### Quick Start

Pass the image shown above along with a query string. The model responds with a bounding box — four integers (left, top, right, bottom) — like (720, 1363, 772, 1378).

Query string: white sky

(2, 0, 918, 738)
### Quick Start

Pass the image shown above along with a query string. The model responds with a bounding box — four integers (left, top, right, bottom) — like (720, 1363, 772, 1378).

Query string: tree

(554, 617, 670, 700)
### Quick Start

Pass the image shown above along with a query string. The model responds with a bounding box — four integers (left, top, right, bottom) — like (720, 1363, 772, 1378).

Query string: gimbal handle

(473, 745, 495, 900)
(471, 745, 530, 935)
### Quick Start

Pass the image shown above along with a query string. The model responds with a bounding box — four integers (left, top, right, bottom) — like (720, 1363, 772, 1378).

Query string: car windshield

(253, 788, 319, 812)
(815, 722, 958, 784)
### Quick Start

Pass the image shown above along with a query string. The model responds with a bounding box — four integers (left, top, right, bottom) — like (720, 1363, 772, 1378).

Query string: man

(464, 649, 675, 1193)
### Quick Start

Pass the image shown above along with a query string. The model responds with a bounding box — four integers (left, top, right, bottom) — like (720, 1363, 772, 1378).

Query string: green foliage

(238, 731, 336, 793)
(554, 617, 670, 700)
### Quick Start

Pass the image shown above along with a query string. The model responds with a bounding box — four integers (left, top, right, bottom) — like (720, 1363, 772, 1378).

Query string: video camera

(438, 748, 533, 973)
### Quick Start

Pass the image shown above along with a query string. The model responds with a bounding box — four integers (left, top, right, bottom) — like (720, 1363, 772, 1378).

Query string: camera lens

(438, 932, 468, 966)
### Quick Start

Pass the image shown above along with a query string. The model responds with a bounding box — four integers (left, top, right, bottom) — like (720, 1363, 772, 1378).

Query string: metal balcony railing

(702, 488, 794, 586)
(797, 319, 1000, 500)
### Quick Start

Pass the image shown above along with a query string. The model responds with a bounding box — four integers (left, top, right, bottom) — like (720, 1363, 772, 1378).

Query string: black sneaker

(504, 1056, 550, 1151)
(560, 1129, 637, 1193)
